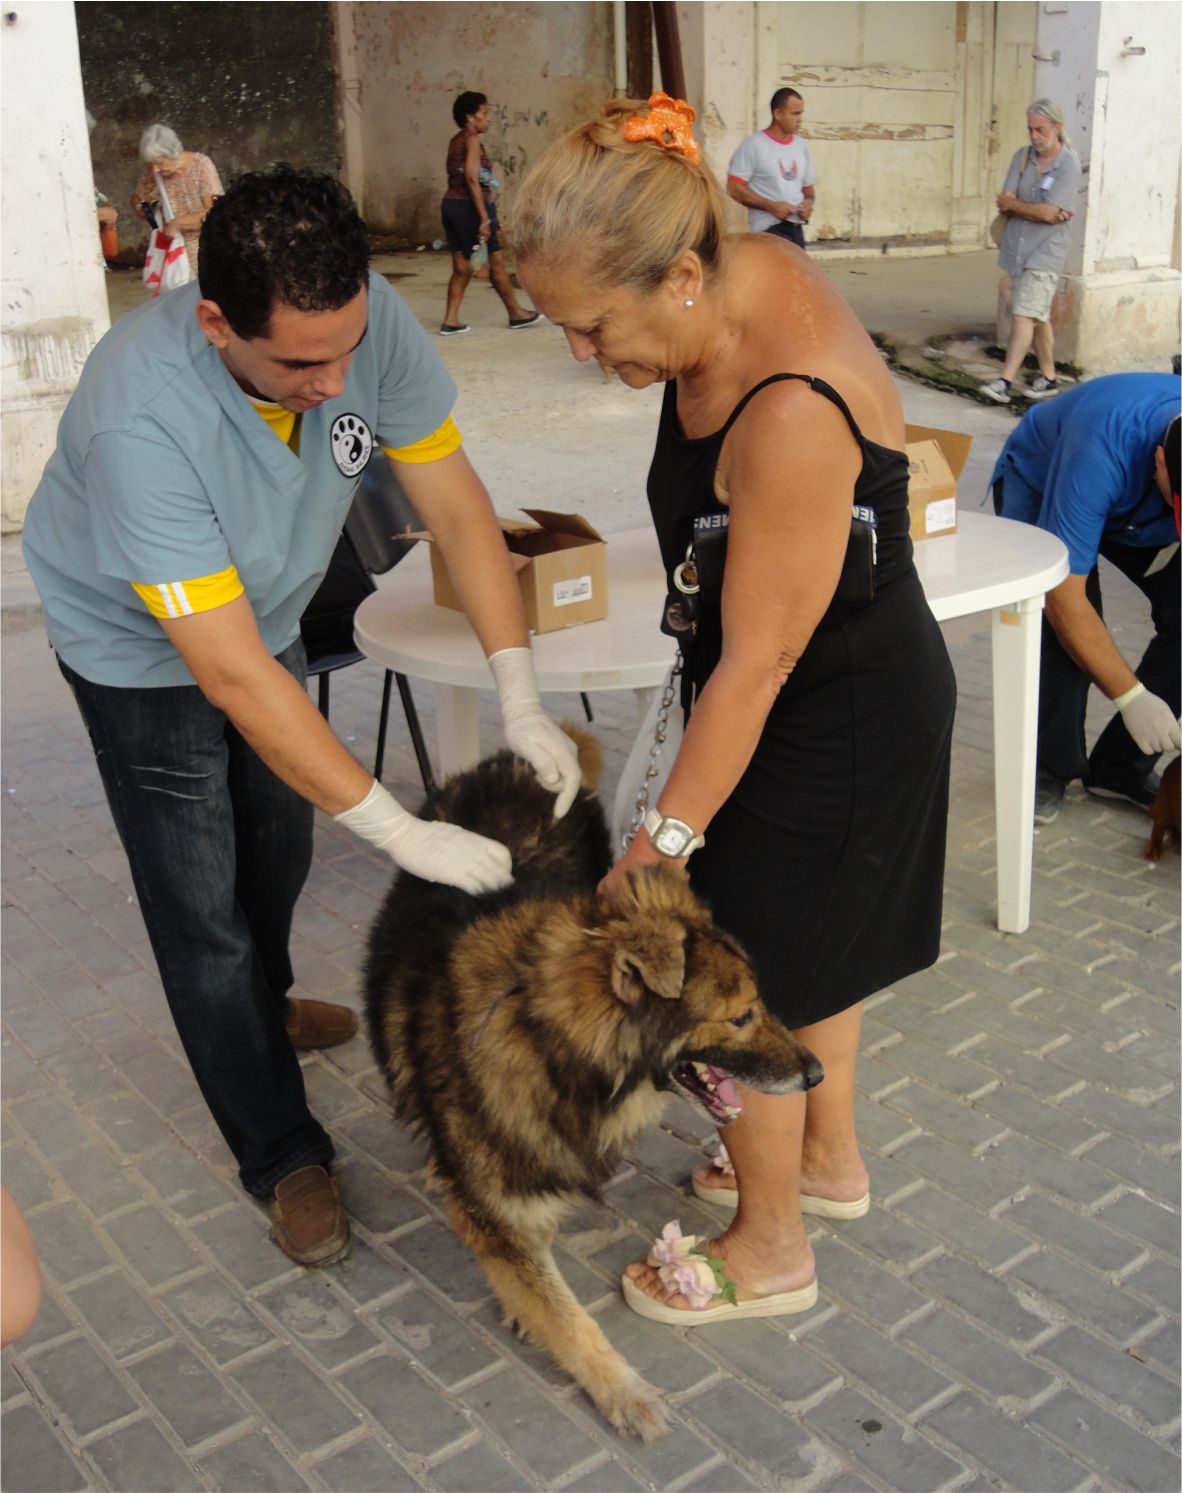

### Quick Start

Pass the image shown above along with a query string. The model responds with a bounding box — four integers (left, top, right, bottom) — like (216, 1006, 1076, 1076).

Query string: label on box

(553, 575, 594, 608)
(925, 498, 957, 535)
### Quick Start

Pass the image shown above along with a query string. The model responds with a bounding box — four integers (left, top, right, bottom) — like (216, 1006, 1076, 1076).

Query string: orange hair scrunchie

(623, 91, 702, 166)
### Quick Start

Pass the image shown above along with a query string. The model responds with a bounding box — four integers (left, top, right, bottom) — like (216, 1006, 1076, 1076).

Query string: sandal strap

(647, 1219, 738, 1309)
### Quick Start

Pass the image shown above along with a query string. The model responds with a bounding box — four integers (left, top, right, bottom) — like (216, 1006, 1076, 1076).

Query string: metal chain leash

(624, 650, 684, 848)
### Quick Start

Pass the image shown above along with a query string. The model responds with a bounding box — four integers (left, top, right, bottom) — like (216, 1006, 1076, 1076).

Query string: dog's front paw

(601, 1373, 670, 1441)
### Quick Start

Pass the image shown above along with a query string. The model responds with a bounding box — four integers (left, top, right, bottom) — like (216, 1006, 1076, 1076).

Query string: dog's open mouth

(671, 1060, 744, 1124)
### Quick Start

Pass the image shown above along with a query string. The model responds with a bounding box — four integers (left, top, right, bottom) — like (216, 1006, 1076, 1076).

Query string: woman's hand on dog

(597, 832, 686, 897)
(335, 781, 514, 893)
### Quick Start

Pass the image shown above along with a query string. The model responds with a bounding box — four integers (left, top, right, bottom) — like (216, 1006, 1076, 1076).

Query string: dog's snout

(803, 1056, 825, 1090)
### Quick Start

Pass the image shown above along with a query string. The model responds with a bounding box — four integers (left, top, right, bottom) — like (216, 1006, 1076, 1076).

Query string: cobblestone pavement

(3, 571, 1178, 1492)
(3, 257, 1179, 1490)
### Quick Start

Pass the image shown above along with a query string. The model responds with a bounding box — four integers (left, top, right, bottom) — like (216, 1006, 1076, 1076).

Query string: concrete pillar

(677, 1, 756, 231)
(1020, 0, 1180, 373)
(1, 2, 110, 532)
(332, 2, 365, 215)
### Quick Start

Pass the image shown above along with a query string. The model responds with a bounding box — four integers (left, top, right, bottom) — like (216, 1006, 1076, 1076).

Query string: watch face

(653, 820, 691, 856)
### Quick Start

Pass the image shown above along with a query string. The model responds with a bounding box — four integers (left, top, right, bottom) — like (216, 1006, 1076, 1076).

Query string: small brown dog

(364, 733, 821, 1439)
(1145, 756, 1181, 860)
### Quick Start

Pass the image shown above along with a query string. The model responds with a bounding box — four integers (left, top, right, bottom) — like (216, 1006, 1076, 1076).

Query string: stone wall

(1, 1, 111, 530)
(77, 1, 340, 258)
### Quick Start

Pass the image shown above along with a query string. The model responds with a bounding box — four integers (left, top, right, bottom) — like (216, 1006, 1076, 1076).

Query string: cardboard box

(424, 509, 608, 633)
(903, 423, 973, 541)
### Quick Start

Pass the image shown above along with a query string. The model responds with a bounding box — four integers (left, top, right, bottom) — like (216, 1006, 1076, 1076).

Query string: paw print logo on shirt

(330, 414, 374, 478)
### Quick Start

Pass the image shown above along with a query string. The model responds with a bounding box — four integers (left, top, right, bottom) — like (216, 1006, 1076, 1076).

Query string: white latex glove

(334, 781, 513, 893)
(488, 647, 582, 818)
(1114, 682, 1182, 755)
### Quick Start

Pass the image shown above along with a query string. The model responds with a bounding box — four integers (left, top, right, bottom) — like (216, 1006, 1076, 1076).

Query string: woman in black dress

(513, 96, 956, 1323)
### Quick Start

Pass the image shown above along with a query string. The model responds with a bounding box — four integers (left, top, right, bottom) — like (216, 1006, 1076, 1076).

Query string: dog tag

(673, 546, 700, 597)
(664, 598, 697, 634)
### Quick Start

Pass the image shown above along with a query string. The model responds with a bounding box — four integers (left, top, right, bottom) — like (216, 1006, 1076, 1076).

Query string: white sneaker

(980, 379, 1011, 403)
(1026, 375, 1060, 400)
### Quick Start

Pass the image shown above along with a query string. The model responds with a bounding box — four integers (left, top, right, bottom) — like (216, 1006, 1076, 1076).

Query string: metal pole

(651, 1, 686, 100)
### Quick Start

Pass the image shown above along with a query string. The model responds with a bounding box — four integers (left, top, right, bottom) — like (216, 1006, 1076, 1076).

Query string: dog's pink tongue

(713, 1073, 741, 1109)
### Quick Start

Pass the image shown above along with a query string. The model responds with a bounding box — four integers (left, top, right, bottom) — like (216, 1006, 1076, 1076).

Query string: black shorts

(441, 197, 501, 257)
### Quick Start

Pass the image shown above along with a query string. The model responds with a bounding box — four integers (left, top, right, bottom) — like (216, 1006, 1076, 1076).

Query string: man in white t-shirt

(727, 88, 815, 250)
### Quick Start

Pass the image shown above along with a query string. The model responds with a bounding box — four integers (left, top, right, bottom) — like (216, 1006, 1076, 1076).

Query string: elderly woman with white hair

(981, 98, 1080, 404)
(130, 123, 223, 278)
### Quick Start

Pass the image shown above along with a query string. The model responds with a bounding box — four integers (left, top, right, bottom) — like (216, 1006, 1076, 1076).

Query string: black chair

(300, 461, 437, 798)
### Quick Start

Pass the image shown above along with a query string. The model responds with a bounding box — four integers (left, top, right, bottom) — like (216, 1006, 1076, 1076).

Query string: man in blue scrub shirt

(990, 373, 1180, 824)
(23, 169, 580, 1266)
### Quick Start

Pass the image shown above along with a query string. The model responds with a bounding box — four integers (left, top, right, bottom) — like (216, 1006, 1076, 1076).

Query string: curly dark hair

(197, 165, 370, 340)
(453, 91, 487, 128)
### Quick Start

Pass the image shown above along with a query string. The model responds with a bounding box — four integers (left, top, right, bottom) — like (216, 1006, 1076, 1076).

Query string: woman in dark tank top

(438, 91, 541, 336)
(513, 96, 956, 1327)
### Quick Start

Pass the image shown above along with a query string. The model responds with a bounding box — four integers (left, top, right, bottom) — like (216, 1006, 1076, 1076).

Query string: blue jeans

(765, 219, 806, 250)
(58, 641, 334, 1197)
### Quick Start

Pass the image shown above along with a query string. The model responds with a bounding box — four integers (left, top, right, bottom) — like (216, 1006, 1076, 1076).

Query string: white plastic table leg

(433, 683, 481, 777)
(991, 596, 1044, 933)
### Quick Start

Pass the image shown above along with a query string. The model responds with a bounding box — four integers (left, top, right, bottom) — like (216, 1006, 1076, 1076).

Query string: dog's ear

(610, 926, 686, 1005)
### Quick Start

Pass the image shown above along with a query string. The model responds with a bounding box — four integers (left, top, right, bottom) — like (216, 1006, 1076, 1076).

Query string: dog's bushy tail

(560, 723, 603, 794)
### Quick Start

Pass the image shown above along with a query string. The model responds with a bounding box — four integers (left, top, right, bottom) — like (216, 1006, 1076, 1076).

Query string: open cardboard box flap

(413, 510, 609, 632)
(904, 424, 973, 481)
(520, 508, 605, 542)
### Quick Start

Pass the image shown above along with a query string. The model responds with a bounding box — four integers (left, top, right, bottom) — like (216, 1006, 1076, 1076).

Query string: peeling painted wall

(755, 0, 1037, 251)
(76, 1, 340, 256)
(2, 2, 111, 531)
(1027, 0, 1181, 372)
(343, 2, 614, 243)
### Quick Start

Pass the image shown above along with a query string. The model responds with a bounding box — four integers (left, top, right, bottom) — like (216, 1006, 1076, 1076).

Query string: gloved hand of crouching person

(1114, 682, 1182, 755)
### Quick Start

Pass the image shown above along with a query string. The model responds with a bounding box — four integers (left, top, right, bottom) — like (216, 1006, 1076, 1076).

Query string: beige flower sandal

(692, 1143, 871, 1221)
(621, 1220, 818, 1326)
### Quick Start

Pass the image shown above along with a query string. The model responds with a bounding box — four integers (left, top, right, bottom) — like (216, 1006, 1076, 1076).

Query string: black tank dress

(648, 373, 957, 1028)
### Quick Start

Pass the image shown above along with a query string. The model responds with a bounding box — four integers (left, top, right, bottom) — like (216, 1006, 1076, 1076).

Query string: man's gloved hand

(1114, 682, 1182, 755)
(489, 647, 582, 818)
(334, 781, 512, 893)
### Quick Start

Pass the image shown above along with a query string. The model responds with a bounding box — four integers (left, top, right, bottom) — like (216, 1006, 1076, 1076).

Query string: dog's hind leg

(448, 1202, 669, 1441)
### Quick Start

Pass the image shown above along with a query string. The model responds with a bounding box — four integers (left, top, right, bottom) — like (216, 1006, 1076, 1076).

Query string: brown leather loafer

(270, 1165, 349, 1266)
(284, 998, 359, 1050)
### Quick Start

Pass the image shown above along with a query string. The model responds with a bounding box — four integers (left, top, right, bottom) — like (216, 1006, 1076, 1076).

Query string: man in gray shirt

(982, 99, 1080, 404)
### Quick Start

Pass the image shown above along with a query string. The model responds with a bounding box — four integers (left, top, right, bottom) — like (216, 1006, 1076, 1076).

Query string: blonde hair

(512, 98, 727, 290)
(1028, 98, 1072, 150)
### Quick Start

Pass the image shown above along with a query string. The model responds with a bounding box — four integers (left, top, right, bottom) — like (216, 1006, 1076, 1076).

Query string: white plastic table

(355, 513, 1068, 933)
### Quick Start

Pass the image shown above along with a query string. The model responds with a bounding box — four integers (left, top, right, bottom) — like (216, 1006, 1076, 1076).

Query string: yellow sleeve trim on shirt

(131, 566, 244, 619)
(383, 414, 462, 465)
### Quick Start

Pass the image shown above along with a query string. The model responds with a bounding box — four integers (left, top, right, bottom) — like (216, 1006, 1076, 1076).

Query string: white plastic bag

(142, 168, 191, 296)
(142, 229, 189, 295)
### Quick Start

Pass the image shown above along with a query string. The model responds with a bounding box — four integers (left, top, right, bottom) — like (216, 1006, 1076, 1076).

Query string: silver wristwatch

(643, 808, 705, 858)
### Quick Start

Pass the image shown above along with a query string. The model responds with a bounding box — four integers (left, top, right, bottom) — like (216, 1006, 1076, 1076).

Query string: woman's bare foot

(623, 1223, 815, 1314)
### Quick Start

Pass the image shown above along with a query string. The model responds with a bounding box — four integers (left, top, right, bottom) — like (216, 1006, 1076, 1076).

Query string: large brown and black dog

(363, 735, 822, 1439)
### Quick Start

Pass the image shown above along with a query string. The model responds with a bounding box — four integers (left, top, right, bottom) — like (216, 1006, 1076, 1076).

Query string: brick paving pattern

(3, 578, 1177, 1492)
(2, 257, 1178, 1489)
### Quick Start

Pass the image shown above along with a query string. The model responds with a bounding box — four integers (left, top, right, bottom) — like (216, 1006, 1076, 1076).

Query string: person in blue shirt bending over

(22, 167, 579, 1268)
(990, 373, 1180, 824)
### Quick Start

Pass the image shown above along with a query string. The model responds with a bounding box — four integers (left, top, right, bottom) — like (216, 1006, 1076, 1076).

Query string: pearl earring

(684, 298, 695, 308)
